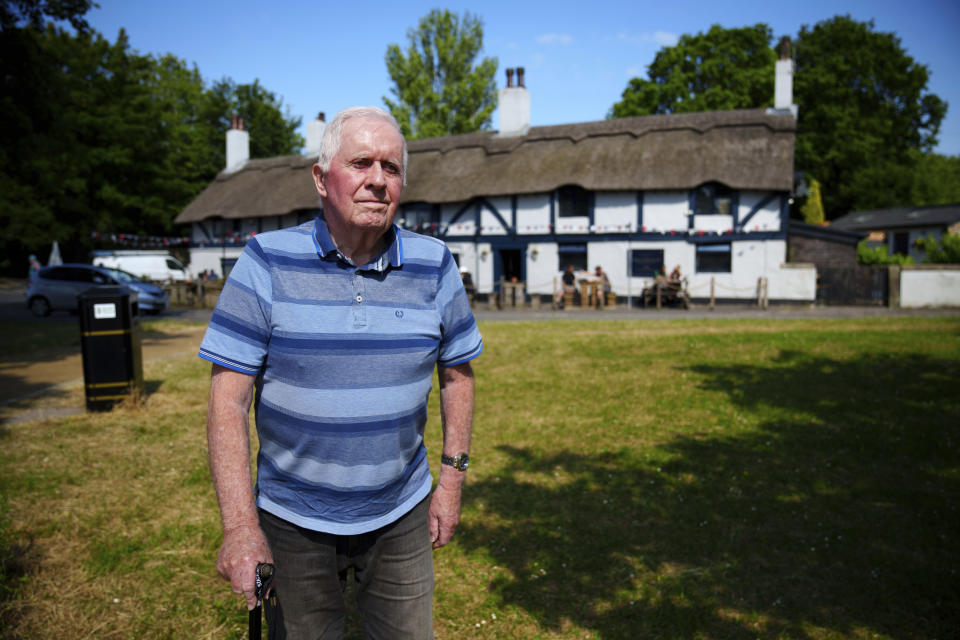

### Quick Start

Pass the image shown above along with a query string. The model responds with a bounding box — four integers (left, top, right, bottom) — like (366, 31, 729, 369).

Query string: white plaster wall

(693, 214, 735, 234)
(739, 192, 782, 232)
(445, 242, 479, 284)
(593, 192, 637, 233)
(516, 193, 551, 234)
(526, 242, 560, 294)
(475, 243, 495, 293)
(768, 263, 817, 300)
(900, 269, 960, 307)
(443, 202, 475, 236)
(479, 206, 506, 235)
(188, 246, 245, 279)
(556, 216, 590, 234)
(642, 191, 688, 232)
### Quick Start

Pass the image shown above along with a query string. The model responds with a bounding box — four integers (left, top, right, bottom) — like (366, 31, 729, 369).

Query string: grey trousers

(259, 497, 434, 640)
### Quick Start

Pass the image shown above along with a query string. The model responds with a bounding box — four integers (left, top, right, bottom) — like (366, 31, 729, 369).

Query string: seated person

(655, 264, 668, 285)
(594, 265, 611, 306)
(669, 265, 683, 282)
(554, 264, 578, 308)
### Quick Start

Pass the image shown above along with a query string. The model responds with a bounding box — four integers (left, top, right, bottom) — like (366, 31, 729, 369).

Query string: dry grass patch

(1, 317, 958, 639)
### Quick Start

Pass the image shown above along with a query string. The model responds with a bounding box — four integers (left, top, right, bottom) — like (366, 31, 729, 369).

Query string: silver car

(26, 263, 169, 317)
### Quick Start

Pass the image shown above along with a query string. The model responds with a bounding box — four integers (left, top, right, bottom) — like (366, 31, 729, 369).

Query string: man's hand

(216, 523, 274, 610)
(429, 479, 463, 549)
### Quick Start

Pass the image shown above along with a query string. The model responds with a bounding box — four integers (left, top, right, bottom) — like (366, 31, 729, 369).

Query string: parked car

(26, 264, 169, 317)
(91, 250, 191, 282)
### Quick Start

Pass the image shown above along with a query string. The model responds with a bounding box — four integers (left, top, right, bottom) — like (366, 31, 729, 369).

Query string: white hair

(317, 107, 408, 185)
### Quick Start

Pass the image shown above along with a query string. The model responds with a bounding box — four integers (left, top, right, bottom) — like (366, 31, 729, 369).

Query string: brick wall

(788, 235, 859, 269)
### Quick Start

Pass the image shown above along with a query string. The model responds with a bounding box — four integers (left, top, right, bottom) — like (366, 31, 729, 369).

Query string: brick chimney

(225, 113, 250, 173)
(305, 111, 326, 158)
(498, 66, 530, 137)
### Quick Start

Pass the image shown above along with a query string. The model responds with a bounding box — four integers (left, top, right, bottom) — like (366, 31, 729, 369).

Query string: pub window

(693, 182, 734, 216)
(557, 242, 588, 271)
(695, 243, 732, 273)
(401, 202, 438, 234)
(630, 249, 664, 277)
(557, 185, 590, 218)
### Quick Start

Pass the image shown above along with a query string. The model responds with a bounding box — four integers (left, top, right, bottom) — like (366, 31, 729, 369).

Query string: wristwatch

(441, 452, 470, 471)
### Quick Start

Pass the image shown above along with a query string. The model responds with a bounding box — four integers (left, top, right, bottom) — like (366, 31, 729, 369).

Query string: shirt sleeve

(436, 248, 483, 367)
(198, 240, 273, 374)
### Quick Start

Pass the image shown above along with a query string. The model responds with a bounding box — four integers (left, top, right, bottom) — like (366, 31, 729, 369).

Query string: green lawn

(1, 317, 958, 639)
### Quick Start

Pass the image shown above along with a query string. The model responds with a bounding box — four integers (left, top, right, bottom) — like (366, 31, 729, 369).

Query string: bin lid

(77, 285, 135, 300)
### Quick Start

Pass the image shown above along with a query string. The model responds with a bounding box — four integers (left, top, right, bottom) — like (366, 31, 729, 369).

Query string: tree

(794, 15, 947, 218)
(608, 24, 775, 118)
(383, 9, 497, 139)
(0, 0, 92, 32)
(910, 153, 960, 206)
(0, 12, 303, 274)
(800, 178, 825, 225)
(207, 78, 303, 159)
(608, 17, 948, 220)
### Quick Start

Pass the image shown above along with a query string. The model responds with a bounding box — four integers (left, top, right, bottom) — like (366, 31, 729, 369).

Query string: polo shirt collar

(312, 214, 403, 272)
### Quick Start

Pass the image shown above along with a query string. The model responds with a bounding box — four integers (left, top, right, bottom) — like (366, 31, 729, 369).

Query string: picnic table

(642, 279, 690, 309)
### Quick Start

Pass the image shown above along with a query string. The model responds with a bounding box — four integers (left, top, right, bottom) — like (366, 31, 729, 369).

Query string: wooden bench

(642, 280, 690, 309)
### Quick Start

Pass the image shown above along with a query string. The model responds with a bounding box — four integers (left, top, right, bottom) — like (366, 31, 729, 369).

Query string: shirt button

(355, 295, 363, 303)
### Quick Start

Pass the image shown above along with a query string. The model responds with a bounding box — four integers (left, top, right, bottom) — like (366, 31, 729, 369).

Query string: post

(710, 277, 715, 310)
(656, 283, 662, 309)
(887, 266, 901, 308)
(757, 277, 763, 307)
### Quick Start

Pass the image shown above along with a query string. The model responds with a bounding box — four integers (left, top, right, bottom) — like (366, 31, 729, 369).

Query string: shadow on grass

(457, 351, 960, 638)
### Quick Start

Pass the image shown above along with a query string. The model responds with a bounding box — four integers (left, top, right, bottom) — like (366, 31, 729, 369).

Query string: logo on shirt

(395, 310, 404, 319)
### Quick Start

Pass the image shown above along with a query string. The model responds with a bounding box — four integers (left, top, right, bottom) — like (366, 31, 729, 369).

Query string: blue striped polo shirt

(199, 216, 483, 535)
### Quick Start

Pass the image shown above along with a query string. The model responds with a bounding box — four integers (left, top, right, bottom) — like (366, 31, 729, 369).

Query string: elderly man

(201, 106, 482, 639)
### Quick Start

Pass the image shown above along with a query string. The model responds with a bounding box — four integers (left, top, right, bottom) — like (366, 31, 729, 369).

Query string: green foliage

(608, 16, 947, 221)
(914, 232, 960, 264)
(794, 15, 947, 218)
(0, 14, 301, 273)
(384, 9, 498, 139)
(911, 153, 960, 205)
(609, 24, 775, 118)
(857, 241, 914, 265)
(800, 177, 825, 225)
(0, 0, 92, 31)
(208, 78, 303, 159)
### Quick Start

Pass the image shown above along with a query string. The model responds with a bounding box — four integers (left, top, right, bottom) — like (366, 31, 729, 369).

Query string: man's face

(313, 117, 404, 236)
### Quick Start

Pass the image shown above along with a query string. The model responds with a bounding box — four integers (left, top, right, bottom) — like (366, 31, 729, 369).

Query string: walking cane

(249, 562, 275, 640)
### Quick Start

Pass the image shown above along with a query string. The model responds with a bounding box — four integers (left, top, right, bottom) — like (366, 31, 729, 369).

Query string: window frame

(695, 243, 732, 273)
(630, 249, 665, 278)
(693, 182, 735, 216)
(557, 185, 590, 218)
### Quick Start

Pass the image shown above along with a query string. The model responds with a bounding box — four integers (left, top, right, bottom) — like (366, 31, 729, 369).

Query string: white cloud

(652, 30, 678, 47)
(615, 30, 678, 47)
(536, 33, 573, 45)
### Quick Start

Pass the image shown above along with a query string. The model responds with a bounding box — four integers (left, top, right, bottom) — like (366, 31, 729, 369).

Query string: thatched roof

(175, 108, 795, 224)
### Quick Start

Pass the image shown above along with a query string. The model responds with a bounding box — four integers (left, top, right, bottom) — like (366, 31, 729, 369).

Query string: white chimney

(225, 113, 250, 173)
(771, 37, 798, 118)
(305, 112, 327, 158)
(498, 67, 530, 137)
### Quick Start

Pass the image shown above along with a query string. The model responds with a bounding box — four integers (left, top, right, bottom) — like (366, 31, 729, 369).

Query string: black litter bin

(78, 286, 144, 411)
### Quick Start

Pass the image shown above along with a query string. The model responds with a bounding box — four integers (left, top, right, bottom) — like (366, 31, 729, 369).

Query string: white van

(91, 251, 191, 282)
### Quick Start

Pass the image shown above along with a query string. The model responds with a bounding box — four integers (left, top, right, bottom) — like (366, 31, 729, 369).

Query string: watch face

(458, 454, 469, 470)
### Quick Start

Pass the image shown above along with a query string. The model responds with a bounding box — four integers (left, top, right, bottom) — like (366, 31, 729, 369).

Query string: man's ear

(312, 164, 327, 197)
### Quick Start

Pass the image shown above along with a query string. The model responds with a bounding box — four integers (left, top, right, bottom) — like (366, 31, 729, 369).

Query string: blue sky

(87, 0, 960, 155)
